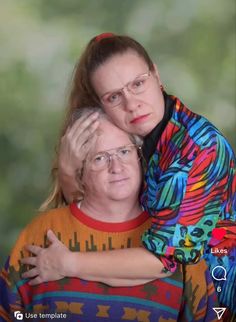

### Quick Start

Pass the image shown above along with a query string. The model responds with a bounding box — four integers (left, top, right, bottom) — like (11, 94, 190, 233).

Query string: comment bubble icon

(211, 265, 227, 281)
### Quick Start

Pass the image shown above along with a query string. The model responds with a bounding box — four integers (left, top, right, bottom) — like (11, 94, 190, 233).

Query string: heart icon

(212, 228, 226, 240)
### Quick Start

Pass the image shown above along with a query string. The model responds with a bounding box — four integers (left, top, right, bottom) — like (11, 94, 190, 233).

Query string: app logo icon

(212, 307, 226, 320)
(211, 265, 227, 281)
(14, 311, 23, 320)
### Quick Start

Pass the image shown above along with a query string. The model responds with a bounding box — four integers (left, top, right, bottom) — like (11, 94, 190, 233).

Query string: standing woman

(25, 34, 236, 320)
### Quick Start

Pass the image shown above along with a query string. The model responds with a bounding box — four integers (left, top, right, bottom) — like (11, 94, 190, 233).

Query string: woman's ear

(153, 63, 163, 87)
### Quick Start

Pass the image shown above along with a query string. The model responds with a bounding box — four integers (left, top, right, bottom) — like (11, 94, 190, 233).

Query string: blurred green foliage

(0, 0, 235, 265)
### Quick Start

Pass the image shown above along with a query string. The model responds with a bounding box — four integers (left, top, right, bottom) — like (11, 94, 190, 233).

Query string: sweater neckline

(70, 203, 149, 232)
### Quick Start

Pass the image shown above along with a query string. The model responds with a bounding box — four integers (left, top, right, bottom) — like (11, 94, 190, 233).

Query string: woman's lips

(109, 178, 129, 184)
(130, 114, 149, 124)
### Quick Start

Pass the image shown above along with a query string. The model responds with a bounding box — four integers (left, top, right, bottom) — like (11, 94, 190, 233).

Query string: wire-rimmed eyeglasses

(87, 144, 142, 171)
(100, 70, 151, 109)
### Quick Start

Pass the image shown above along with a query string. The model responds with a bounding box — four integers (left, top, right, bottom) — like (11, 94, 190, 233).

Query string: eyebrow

(100, 71, 149, 98)
(93, 144, 133, 155)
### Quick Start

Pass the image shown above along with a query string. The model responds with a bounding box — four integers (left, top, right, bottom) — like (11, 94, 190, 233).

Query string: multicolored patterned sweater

(0, 204, 219, 321)
(141, 93, 236, 319)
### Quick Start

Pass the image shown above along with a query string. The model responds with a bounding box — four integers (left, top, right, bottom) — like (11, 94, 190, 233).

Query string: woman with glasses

(22, 33, 235, 320)
(0, 108, 217, 321)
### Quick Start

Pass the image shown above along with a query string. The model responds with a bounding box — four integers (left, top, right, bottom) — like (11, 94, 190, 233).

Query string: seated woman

(0, 108, 218, 321)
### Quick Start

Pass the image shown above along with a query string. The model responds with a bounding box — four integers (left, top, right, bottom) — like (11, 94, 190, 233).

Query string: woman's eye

(133, 78, 145, 88)
(119, 148, 131, 155)
(94, 155, 106, 163)
(108, 92, 121, 103)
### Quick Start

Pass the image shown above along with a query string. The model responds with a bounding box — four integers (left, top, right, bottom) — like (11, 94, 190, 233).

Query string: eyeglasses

(87, 144, 141, 171)
(100, 70, 151, 109)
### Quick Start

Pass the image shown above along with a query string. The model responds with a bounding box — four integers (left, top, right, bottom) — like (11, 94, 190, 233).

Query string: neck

(80, 196, 142, 223)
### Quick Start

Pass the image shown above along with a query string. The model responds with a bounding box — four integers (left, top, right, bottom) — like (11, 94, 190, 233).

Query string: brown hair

(63, 34, 155, 136)
(40, 34, 151, 211)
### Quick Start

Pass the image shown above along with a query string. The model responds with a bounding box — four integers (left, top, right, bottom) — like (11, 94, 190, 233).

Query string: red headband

(95, 32, 115, 42)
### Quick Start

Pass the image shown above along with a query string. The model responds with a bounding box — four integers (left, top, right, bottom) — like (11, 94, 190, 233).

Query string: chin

(136, 122, 155, 136)
(110, 191, 131, 200)
(111, 193, 129, 199)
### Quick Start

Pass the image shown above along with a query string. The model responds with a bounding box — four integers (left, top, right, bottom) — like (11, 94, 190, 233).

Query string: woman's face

(91, 51, 165, 137)
(82, 119, 142, 203)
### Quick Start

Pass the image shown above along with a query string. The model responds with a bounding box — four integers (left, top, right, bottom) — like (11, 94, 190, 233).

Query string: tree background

(0, 0, 235, 265)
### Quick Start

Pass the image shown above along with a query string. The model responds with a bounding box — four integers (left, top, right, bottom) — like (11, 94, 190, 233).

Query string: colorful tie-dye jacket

(141, 94, 236, 317)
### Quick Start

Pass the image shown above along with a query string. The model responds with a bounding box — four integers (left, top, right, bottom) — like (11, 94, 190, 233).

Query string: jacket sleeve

(141, 134, 236, 271)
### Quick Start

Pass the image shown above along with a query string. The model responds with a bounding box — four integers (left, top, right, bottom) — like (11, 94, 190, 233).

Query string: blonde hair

(39, 107, 142, 211)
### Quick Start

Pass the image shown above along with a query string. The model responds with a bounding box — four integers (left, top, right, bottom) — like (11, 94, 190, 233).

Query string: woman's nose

(122, 90, 140, 112)
(108, 155, 123, 173)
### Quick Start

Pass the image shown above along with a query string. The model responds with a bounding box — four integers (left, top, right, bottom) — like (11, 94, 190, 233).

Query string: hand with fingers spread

(21, 230, 71, 285)
(58, 111, 100, 203)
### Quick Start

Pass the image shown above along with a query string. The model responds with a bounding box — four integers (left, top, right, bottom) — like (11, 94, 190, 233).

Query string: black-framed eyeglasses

(100, 70, 151, 109)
